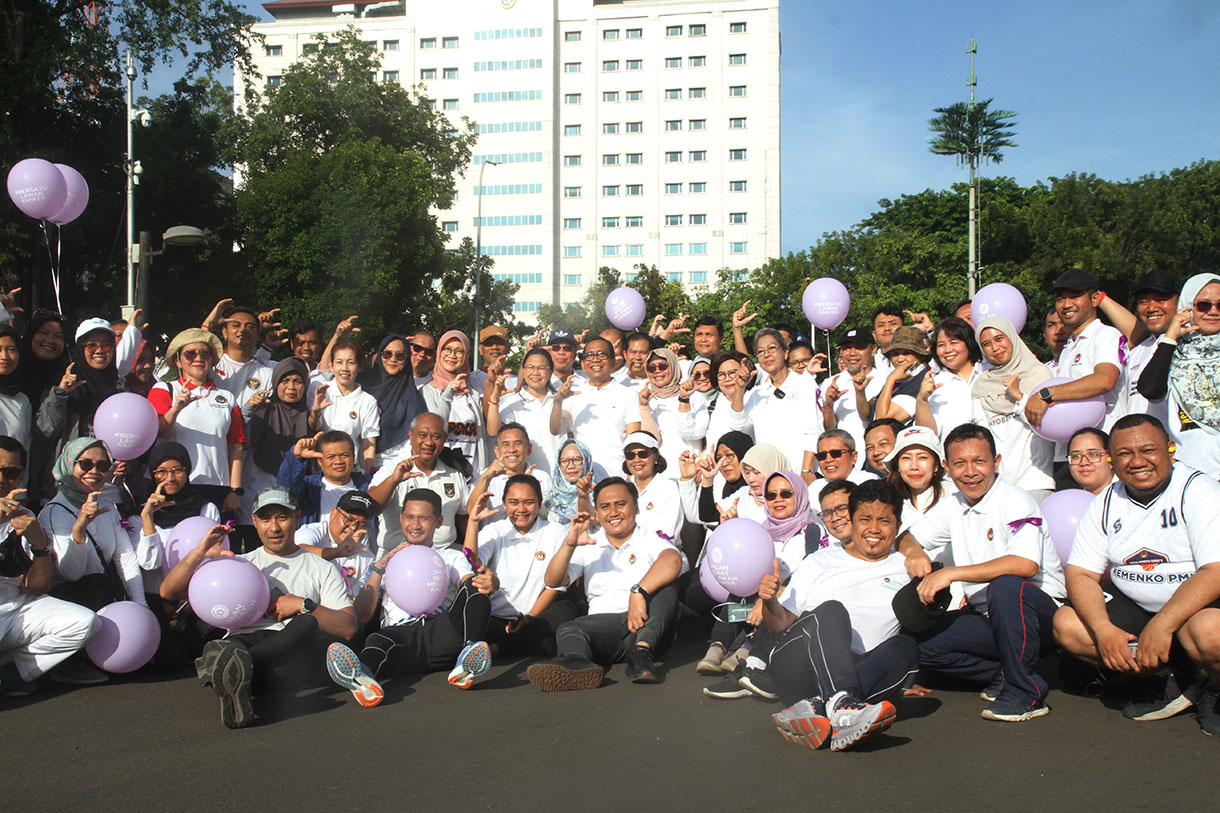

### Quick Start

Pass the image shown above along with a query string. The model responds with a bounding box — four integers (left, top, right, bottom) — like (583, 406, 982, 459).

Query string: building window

(689, 55, 706, 68)
(665, 56, 682, 69)
(729, 117, 747, 129)
(267, 75, 282, 87)
(564, 186, 582, 198)
(419, 38, 436, 49)
(565, 93, 582, 104)
(665, 214, 683, 226)
(302, 43, 318, 54)
(602, 153, 620, 166)
(626, 121, 643, 133)
(689, 242, 708, 255)
(729, 54, 746, 66)
(383, 71, 399, 82)
(603, 122, 620, 135)
(626, 153, 643, 165)
(666, 25, 682, 37)
(442, 98, 459, 110)
(564, 62, 582, 73)
(626, 244, 644, 256)
(730, 241, 748, 254)
(603, 245, 620, 257)
(443, 67, 458, 79)
(603, 29, 619, 40)
(667, 272, 683, 282)
(689, 213, 707, 225)
(603, 91, 619, 103)
(265, 44, 282, 57)
(384, 39, 400, 51)
(689, 182, 706, 194)
(626, 184, 644, 196)
(563, 246, 582, 258)
(689, 150, 706, 162)
(664, 88, 681, 100)
(729, 85, 747, 97)
(625, 90, 642, 102)
(690, 271, 708, 283)
(564, 274, 582, 285)
(690, 24, 706, 37)
(603, 185, 620, 197)
(512, 302, 542, 313)
(665, 183, 682, 194)
(689, 119, 707, 130)
(442, 37, 459, 49)
(564, 31, 581, 42)
(665, 243, 683, 256)
(425, 100, 436, 110)
(564, 124, 582, 136)
(689, 87, 706, 99)
(625, 216, 643, 228)
(603, 60, 619, 72)
(729, 212, 748, 224)
(665, 119, 682, 131)
(627, 28, 643, 39)
(730, 180, 747, 192)
(665, 151, 682, 164)
(563, 217, 582, 229)
(626, 59, 642, 70)
(730, 21, 747, 34)
(440, 221, 458, 233)
(420, 68, 437, 80)
(603, 217, 620, 228)
(729, 148, 747, 161)
(563, 155, 582, 167)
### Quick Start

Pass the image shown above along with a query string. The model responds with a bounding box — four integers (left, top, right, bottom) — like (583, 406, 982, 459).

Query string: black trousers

(554, 584, 679, 664)
(768, 600, 920, 708)
(484, 598, 583, 658)
(681, 570, 748, 649)
(360, 582, 491, 677)
(229, 614, 325, 693)
(50, 573, 116, 612)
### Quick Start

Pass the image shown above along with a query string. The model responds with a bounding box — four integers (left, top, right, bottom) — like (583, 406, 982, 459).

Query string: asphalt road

(6, 617, 1218, 811)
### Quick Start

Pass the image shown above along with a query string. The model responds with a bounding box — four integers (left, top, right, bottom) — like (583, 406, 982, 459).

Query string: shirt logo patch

(1113, 518, 1122, 533)
(646, 501, 654, 510)
(247, 378, 261, 389)
(535, 550, 546, 561)
(1123, 548, 1169, 572)
(1073, 353, 1082, 364)
(986, 527, 994, 541)
(444, 483, 456, 498)
(628, 553, 636, 565)
(214, 394, 228, 405)
(349, 411, 358, 420)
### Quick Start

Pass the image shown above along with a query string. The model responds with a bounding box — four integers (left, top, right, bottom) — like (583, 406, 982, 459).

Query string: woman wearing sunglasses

(1138, 272, 1220, 477)
(361, 335, 428, 470)
(423, 330, 484, 476)
(638, 347, 699, 472)
(677, 350, 752, 457)
(622, 431, 683, 544)
(1066, 427, 1114, 496)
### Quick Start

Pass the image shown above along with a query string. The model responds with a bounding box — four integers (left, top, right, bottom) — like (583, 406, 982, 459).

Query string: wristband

(370, 564, 386, 576)
(1097, 291, 1107, 303)
(677, 396, 691, 403)
(801, 468, 816, 473)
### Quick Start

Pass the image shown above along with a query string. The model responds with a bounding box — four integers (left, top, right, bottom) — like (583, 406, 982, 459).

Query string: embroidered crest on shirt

(1123, 548, 1169, 572)
(215, 394, 228, 405)
(986, 527, 994, 541)
(535, 550, 546, 561)
(628, 553, 637, 565)
(246, 378, 261, 390)
(348, 411, 358, 420)
(444, 483, 456, 497)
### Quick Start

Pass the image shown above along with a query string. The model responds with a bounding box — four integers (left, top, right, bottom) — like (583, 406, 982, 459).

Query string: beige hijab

(971, 317, 1051, 414)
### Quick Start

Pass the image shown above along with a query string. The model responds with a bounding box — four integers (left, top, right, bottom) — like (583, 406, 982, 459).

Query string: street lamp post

(124, 50, 152, 321)
(137, 226, 208, 316)
(472, 159, 498, 372)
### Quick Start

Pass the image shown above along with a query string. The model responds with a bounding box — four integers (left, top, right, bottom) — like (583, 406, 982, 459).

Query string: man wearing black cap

(547, 330, 580, 385)
(822, 328, 882, 455)
(1098, 268, 1179, 427)
(295, 490, 379, 616)
(1025, 269, 1123, 433)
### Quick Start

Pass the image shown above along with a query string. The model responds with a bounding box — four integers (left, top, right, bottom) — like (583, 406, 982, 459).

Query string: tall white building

(240, 0, 781, 320)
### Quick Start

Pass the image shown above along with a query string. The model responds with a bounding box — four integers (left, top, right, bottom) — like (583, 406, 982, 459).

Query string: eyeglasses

(559, 457, 584, 468)
(82, 340, 115, 353)
(765, 488, 795, 501)
(716, 371, 740, 381)
(522, 364, 551, 374)
(0, 466, 24, 480)
(691, 371, 711, 380)
(815, 449, 849, 461)
(1194, 300, 1219, 313)
(583, 350, 610, 360)
(381, 350, 407, 362)
(623, 449, 654, 461)
(152, 466, 187, 478)
(335, 510, 370, 530)
(789, 358, 810, 369)
(1068, 450, 1107, 465)
(756, 345, 782, 357)
(817, 504, 850, 521)
(75, 459, 112, 474)
(646, 361, 669, 373)
(181, 349, 213, 362)
(440, 346, 465, 358)
(409, 343, 436, 357)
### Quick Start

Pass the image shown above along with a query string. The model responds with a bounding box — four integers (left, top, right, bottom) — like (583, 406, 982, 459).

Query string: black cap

(1052, 268, 1099, 293)
(337, 490, 377, 519)
(837, 327, 874, 348)
(1132, 268, 1181, 297)
(547, 329, 577, 347)
(890, 564, 952, 633)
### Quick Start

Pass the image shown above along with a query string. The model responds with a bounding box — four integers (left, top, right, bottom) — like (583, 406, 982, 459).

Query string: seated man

(815, 429, 878, 485)
(465, 474, 579, 657)
(761, 480, 917, 751)
(467, 422, 552, 517)
(817, 480, 856, 547)
(527, 477, 683, 691)
(0, 436, 100, 694)
(294, 490, 377, 609)
(324, 489, 496, 706)
(161, 486, 357, 729)
(897, 423, 1066, 722)
(862, 419, 903, 478)
(278, 430, 373, 526)
(1053, 415, 1220, 735)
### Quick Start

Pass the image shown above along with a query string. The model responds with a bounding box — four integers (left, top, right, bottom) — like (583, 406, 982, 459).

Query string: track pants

(554, 584, 679, 664)
(361, 582, 491, 677)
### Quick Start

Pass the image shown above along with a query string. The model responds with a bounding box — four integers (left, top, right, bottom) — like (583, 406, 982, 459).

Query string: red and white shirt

(148, 378, 246, 486)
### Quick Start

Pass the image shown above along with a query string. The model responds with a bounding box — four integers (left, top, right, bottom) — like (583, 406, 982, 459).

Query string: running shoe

(327, 642, 384, 707)
(448, 641, 492, 690)
(772, 697, 831, 750)
(827, 690, 897, 751)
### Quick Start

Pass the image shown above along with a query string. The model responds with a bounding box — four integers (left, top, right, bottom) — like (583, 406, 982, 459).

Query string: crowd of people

(1, 268, 1219, 752)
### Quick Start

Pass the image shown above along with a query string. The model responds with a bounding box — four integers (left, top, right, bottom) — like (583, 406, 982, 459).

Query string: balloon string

(38, 221, 62, 313)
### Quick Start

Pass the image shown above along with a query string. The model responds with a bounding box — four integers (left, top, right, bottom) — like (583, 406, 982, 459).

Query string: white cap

(883, 425, 944, 465)
(74, 317, 116, 343)
(623, 430, 660, 451)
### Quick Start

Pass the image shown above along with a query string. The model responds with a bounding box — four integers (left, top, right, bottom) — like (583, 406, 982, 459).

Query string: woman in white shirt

(1066, 427, 1114, 495)
(622, 430, 683, 544)
(677, 350, 751, 456)
(639, 347, 699, 472)
(883, 425, 951, 532)
(137, 441, 225, 593)
(424, 330, 484, 476)
(312, 337, 380, 474)
(718, 443, 791, 525)
(914, 317, 983, 441)
(488, 348, 558, 475)
(0, 325, 32, 450)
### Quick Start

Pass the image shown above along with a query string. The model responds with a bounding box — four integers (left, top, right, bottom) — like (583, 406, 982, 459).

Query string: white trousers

(0, 593, 100, 681)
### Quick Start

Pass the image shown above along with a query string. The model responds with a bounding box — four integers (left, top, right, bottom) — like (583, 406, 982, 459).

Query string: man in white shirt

(409, 330, 437, 387)
(527, 478, 683, 691)
(760, 479, 917, 751)
(212, 305, 275, 411)
(160, 486, 357, 729)
(550, 338, 641, 480)
(870, 305, 904, 375)
(897, 423, 1066, 723)
(1114, 269, 1178, 426)
(822, 328, 884, 456)
(467, 423, 551, 517)
(617, 332, 653, 391)
(294, 490, 378, 606)
(815, 429, 879, 484)
(1052, 415, 1220, 736)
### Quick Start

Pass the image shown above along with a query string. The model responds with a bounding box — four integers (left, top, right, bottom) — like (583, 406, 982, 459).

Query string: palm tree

(928, 98, 1017, 295)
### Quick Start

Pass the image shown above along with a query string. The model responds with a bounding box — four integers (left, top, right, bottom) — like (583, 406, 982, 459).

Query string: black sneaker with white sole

(625, 646, 658, 683)
(210, 641, 254, 729)
(979, 668, 1005, 702)
(738, 667, 779, 701)
(1122, 673, 1200, 722)
(703, 663, 752, 699)
(1196, 686, 1220, 737)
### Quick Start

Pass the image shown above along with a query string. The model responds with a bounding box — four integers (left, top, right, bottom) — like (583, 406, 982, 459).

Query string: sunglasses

(76, 459, 112, 474)
(181, 349, 213, 361)
(765, 488, 795, 501)
(691, 371, 711, 380)
(624, 449, 654, 460)
(0, 465, 24, 480)
(815, 449, 849, 461)
(409, 343, 436, 357)
(381, 350, 408, 362)
(1194, 300, 1219, 313)
(646, 361, 670, 373)
(82, 340, 115, 352)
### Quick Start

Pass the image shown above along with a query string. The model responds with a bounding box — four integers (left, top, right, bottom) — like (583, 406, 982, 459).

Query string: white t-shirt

(294, 520, 375, 601)
(927, 366, 981, 442)
(676, 392, 751, 456)
(716, 485, 768, 524)
(0, 391, 32, 451)
(320, 384, 381, 470)
(560, 379, 638, 480)
(1057, 318, 1125, 430)
(779, 546, 911, 654)
(1120, 335, 1169, 426)
(234, 546, 352, 634)
(738, 371, 823, 471)
(498, 389, 561, 475)
(484, 469, 553, 515)
(565, 526, 681, 615)
(371, 458, 469, 551)
(824, 370, 885, 455)
(318, 478, 350, 520)
(1068, 464, 1220, 613)
(645, 395, 702, 472)
(379, 546, 470, 628)
(908, 478, 1066, 609)
(477, 517, 569, 618)
(634, 476, 686, 551)
(444, 385, 486, 475)
(214, 353, 275, 410)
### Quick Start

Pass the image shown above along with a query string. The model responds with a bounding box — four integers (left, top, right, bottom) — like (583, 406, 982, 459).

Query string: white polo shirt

(1057, 318, 1125, 430)
(565, 526, 681, 615)
(148, 379, 246, 486)
(477, 517, 568, 618)
(214, 353, 275, 410)
(294, 520, 375, 601)
(737, 371, 823, 471)
(645, 394, 702, 472)
(372, 458, 469, 551)
(927, 366, 981, 442)
(320, 384, 381, 469)
(560, 379, 638, 480)
(379, 546, 470, 628)
(233, 547, 352, 634)
(485, 469, 552, 515)
(1068, 464, 1220, 613)
(908, 478, 1066, 609)
(779, 546, 910, 654)
(635, 476, 686, 556)
(498, 389, 560, 475)
(823, 369, 885, 455)
(1120, 335, 1170, 426)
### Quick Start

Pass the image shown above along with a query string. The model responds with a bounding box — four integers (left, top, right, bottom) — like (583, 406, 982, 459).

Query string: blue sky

(147, 0, 1220, 256)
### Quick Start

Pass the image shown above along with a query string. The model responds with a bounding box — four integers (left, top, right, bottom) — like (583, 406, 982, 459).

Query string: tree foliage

(927, 98, 1018, 168)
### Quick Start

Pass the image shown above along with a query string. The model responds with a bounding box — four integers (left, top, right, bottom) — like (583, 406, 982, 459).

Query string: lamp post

(124, 50, 153, 320)
(137, 226, 208, 317)
(472, 159, 498, 372)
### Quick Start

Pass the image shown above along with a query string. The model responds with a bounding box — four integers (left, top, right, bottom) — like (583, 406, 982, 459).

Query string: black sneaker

(211, 641, 254, 730)
(527, 655, 606, 692)
(1122, 673, 1200, 721)
(739, 666, 779, 701)
(195, 640, 226, 688)
(625, 646, 658, 684)
(981, 696, 1050, 722)
(703, 663, 752, 699)
(1194, 686, 1219, 737)
(979, 668, 1005, 702)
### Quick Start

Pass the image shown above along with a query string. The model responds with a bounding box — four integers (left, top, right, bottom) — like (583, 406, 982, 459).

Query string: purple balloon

(1041, 488, 1095, 565)
(1034, 377, 1106, 443)
(6, 158, 68, 220)
(85, 601, 160, 673)
(802, 278, 851, 331)
(706, 518, 775, 595)
(188, 557, 271, 631)
(93, 392, 159, 460)
(605, 286, 646, 331)
(971, 283, 1028, 334)
(384, 545, 448, 616)
(164, 515, 228, 571)
(48, 164, 89, 225)
(699, 555, 730, 603)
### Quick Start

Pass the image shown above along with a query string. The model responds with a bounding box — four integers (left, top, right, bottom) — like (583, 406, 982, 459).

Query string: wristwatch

(630, 584, 650, 602)
(1038, 387, 1054, 404)
(30, 546, 51, 558)
(230, 487, 246, 497)
(301, 598, 317, 614)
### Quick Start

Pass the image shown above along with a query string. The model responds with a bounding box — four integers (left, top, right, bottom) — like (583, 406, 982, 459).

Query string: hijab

(971, 317, 1051, 415)
(0, 324, 24, 397)
(715, 430, 754, 498)
(430, 330, 471, 392)
(247, 358, 311, 474)
(1180, 273, 1220, 311)
(359, 335, 427, 451)
(68, 327, 124, 434)
(741, 444, 792, 480)
(145, 441, 229, 526)
(647, 348, 682, 399)
(52, 437, 109, 507)
(18, 310, 68, 404)
(761, 471, 812, 542)
(123, 337, 154, 398)
(1169, 273, 1220, 435)
(544, 439, 593, 522)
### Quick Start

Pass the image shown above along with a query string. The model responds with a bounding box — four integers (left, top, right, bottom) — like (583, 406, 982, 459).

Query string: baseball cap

(623, 430, 660, 451)
(336, 490, 377, 518)
(884, 425, 944, 465)
(74, 317, 116, 343)
(837, 327, 873, 348)
(1132, 268, 1181, 297)
(891, 564, 952, 633)
(1052, 268, 1099, 293)
(479, 325, 509, 344)
(548, 329, 577, 347)
(252, 486, 297, 515)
